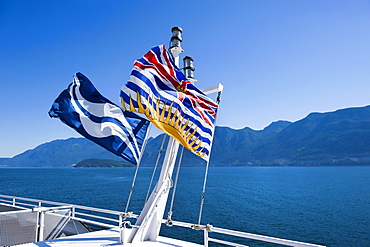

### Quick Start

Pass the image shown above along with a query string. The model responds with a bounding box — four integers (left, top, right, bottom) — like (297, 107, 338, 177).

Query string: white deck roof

(16, 227, 202, 247)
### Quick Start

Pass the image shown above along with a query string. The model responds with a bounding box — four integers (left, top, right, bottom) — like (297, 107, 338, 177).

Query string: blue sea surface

(0, 166, 369, 246)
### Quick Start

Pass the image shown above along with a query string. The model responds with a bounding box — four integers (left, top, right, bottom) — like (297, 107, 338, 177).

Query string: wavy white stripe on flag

(127, 69, 214, 133)
(49, 72, 150, 165)
(120, 45, 218, 161)
(122, 73, 213, 143)
(122, 64, 214, 150)
(70, 84, 140, 162)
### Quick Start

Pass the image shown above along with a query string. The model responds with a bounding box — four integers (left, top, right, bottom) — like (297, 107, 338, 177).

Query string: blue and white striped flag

(49, 72, 150, 165)
(120, 45, 218, 161)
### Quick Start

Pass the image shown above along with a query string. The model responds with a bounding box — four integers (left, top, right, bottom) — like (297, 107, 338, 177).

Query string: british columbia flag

(120, 45, 218, 160)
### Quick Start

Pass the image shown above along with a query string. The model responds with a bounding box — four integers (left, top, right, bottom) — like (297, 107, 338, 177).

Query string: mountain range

(2, 105, 370, 167)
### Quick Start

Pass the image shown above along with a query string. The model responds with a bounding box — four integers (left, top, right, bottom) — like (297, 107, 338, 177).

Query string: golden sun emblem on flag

(122, 92, 206, 158)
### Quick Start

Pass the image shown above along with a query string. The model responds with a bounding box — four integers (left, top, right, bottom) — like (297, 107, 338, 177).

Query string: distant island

(74, 158, 135, 168)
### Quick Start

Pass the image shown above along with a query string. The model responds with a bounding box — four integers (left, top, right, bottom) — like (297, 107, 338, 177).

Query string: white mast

(128, 27, 184, 243)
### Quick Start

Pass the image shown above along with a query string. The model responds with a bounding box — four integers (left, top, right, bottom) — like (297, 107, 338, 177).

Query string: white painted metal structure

(0, 28, 326, 247)
(0, 195, 325, 247)
(126, 27, 184, 244)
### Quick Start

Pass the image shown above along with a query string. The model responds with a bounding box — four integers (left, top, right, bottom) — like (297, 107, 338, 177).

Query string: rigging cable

(197, 158, 210, 225)
(166, 145, 185, 226)
(124, 124, 152, 214)
(144, 133, 168, 204)
(197, 89, 222, 225)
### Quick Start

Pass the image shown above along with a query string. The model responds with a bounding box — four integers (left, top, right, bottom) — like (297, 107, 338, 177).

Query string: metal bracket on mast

(201, 83, 224, 95)
(201, 83, 224, 103)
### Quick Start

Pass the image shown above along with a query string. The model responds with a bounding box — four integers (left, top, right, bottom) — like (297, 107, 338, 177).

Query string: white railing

(0, 195, 124, 230)
(209, 226, 325, 247)
(0, 195, 325, 247)
(164, 220, 326, 247)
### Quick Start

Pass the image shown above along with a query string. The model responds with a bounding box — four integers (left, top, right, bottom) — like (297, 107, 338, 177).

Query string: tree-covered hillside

(3, 105, 370, 167)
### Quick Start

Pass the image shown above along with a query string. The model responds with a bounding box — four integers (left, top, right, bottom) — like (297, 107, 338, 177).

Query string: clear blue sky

(1, 0, 370, 157)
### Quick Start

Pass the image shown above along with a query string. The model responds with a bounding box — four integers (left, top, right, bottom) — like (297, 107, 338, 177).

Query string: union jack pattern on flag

(120, 45, 218, 161)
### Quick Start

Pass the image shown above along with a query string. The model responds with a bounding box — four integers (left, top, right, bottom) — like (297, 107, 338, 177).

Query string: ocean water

(0, 166, 369, 246)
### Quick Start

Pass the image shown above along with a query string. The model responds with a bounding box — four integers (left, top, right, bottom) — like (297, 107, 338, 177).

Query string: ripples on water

(0, 166, 369, 246)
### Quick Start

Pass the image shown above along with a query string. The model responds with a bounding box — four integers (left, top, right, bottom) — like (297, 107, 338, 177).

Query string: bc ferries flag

(120, 45, 218, 161)
(49, 73, 150, 165)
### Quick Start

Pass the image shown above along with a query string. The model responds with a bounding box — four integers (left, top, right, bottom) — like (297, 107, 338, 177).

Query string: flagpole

(128, 27, 183, 243)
